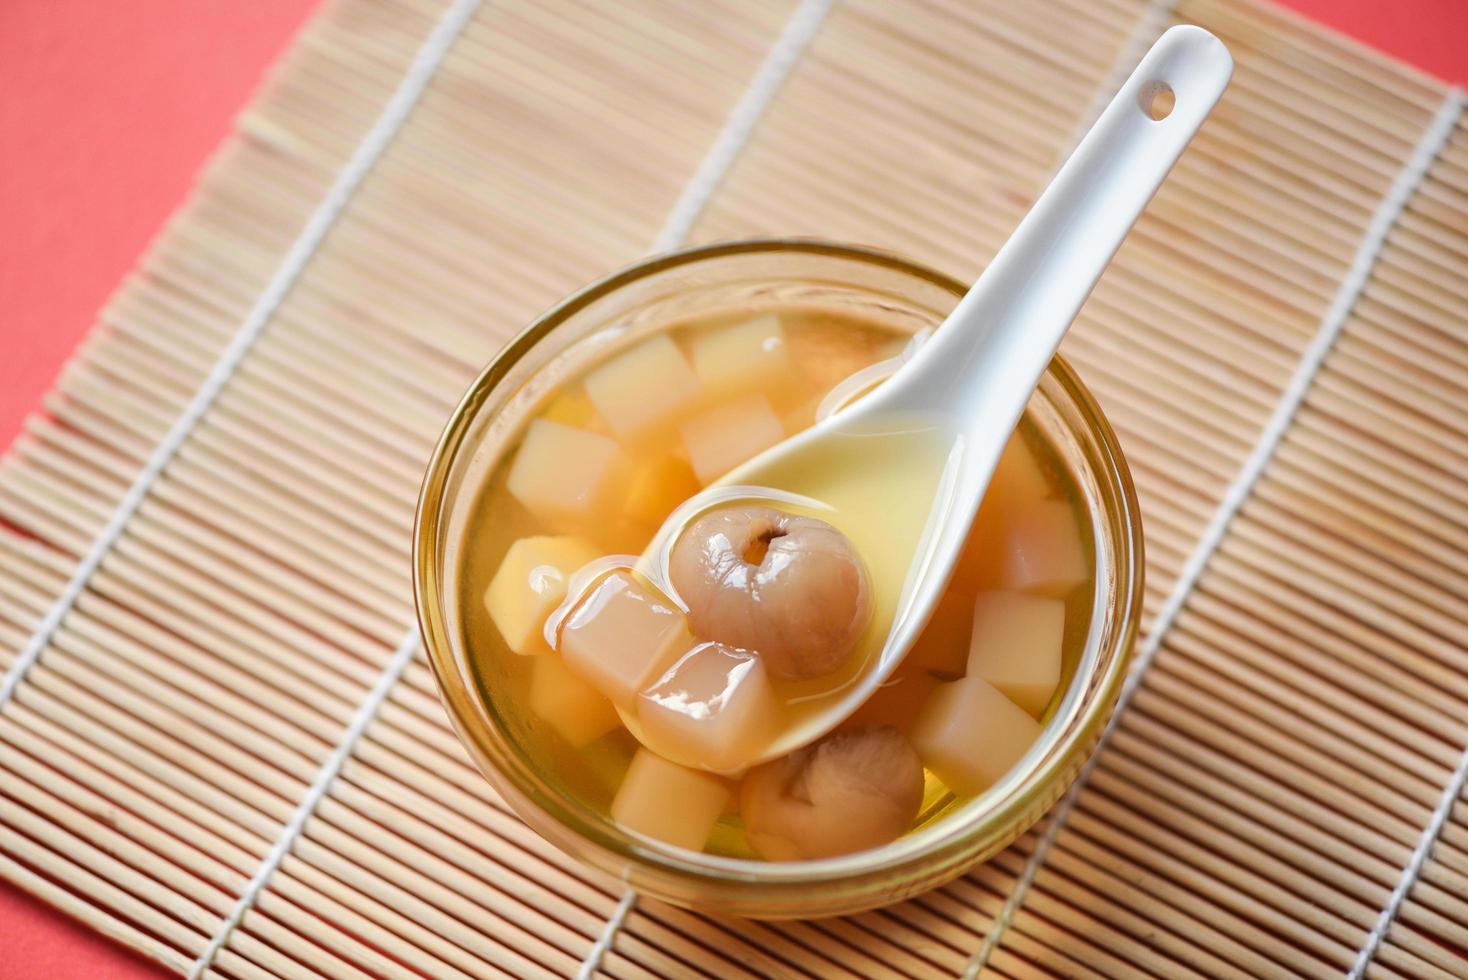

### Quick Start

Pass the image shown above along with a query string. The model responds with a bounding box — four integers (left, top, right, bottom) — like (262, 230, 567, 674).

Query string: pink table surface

(1, 0, 1465, 976)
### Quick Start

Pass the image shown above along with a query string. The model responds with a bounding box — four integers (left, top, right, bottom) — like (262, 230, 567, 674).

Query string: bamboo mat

(2, 0, 1467, 975)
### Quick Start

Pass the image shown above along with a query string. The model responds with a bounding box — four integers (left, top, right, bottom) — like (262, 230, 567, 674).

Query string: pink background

(0, 0, 1464, 975)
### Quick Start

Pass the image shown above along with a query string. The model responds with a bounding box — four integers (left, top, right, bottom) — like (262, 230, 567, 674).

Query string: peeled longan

(739, 727, 924, 860)
(668, 505, 871, 680)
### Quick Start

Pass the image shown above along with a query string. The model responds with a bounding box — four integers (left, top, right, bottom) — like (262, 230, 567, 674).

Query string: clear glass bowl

(413, 240, 1143, 918)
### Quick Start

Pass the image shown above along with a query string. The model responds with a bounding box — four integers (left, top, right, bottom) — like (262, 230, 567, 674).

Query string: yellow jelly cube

(506, 420, 627, 528)
(484, 535, 600, 655)
(905, 590, 974, 679)
(909, 677, 1041, 796)
(1002, 499, 1087, 597)
(624, 455, 700, 527)
(559, 570, 693, 706)
(611, 748, 730, 851)
(528, 654, 621, 748)
(540, 388, 600, 429)
(583, 334, 701, 444)
(966, 591, 1063, 717)
(637, 642, 781, 774)
(689, 314, 794, 396)
(680, 393, 784, 485)
(840, 667, 940, 733)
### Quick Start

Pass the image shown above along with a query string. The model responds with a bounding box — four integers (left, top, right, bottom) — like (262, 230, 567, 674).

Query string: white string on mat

(0, 0, 482, 718)
(1059, 0, 1178, 161)
(188, 626, 423, 979)
(34, 0, 496, 973)
(965, 83, 1465, 980)
(649, 0, 834, 254)
(1347, 87, 1467, 956)
(1352, 733, 1468, 977)
(577, 0, 834, 973)
(576, 889, 637, 980)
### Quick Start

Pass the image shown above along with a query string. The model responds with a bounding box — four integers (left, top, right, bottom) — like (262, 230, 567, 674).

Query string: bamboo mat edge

(2, 0, 1467, 977)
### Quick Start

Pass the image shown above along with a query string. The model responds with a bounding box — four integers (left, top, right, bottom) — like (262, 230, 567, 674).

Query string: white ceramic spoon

(641, 25, 1232, 769)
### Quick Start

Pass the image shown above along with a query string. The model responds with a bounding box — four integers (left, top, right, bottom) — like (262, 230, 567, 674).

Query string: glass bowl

(413, 239, 1143, 918)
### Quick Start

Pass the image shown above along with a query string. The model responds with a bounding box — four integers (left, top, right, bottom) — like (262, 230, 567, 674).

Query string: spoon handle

(883, 25, 1233, 425)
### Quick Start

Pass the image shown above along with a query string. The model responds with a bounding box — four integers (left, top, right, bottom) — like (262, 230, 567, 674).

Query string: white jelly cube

(689, 314, 793, 396)
(1002, 499, 1087, 596)
(905, 590, 974, 679)
(528, 654, 621, 748)
(623, 454, 700, 527)
(909, 677, 1041, 796)
(559, 570, 693, 706)
(506, 420, 626, 527)
(611, 748, 729, 851)
(966, 591, 1063, 717)
(583, 335, 701, 444)
(484, 535, 600, 655)
(680, 393, 784, 485)
(637, 642, 780, 773)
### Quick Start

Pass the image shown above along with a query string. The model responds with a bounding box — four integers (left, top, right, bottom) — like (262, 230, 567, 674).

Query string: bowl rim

(412, 237, 1144, 892)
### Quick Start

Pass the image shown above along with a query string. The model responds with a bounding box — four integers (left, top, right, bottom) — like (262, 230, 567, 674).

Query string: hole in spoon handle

(1138, 81, 1175, 121)
(1116, 25, 1233, 134)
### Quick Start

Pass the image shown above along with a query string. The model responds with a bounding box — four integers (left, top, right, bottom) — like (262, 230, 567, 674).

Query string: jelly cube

(559, 570, 693, 706)
(966, 591, 1063, 717)
(484, 535, 600, 655)
(991, 433, 1049, 514)
(951, 500, 1004, 593)
(583, 335, 701, 444)
(624, 454, 700, 527)
(909, 677, 1041, 796)
(952, 434, 1050, 592)
(680, 393, 784, 485)
(528, 653, 621, 748)
(689, 314, 793, 396)
(506, 420, 626, 527)
(637, 642, 781, 773)
(840, 667, 940, 733)
(611, 748, 730, 851)
(540, 388, 600, 429)
(1002, 499, 1087, 597)
(905, 589, 974, 679)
